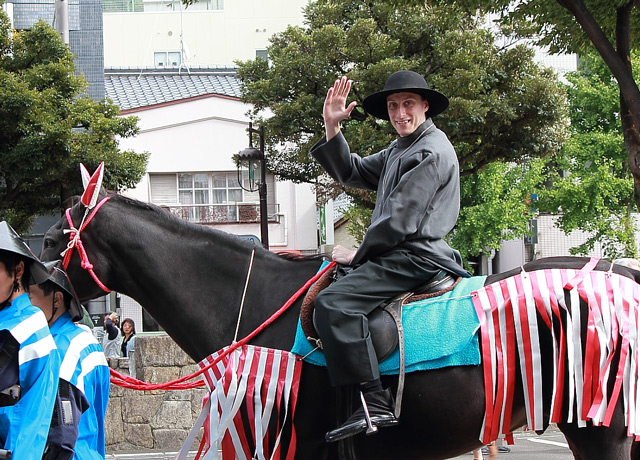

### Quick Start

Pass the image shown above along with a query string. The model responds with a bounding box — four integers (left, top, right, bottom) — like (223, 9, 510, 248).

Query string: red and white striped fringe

(197, 344, 303, 460)
(472, 257, 640, 444)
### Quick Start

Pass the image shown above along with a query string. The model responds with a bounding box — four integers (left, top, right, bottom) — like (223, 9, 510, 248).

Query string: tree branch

(615, 2, 640, 196)
(557, 0, 640, 129)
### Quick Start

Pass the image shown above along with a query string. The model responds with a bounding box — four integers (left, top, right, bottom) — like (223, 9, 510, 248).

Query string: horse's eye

(44, 238, 55, 248)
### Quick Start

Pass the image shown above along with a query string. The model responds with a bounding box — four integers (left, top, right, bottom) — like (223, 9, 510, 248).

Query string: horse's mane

(103, 192, 327, 264)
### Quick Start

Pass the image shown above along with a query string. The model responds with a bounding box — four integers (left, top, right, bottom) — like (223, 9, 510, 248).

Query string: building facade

(103, 0, 308, 69)
(103, 68, 319, 330)
(3, 0, 106, 100)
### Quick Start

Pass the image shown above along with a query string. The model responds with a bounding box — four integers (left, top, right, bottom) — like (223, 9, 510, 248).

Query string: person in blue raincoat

(29, 261, 110, 460)
(0, 221, 59, 460)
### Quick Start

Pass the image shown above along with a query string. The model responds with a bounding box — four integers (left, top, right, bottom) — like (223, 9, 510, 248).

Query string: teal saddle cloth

(290, 275, 487, 375)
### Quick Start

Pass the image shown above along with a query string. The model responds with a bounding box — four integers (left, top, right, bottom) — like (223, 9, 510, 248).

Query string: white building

(102, 68, 320, 330)
(99, 1, 318, 328)
(103, 0, 308, 69)
(107, 68, 317, 253)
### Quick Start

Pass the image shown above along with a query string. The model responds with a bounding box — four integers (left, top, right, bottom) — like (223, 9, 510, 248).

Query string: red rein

(62, 196, 336, 390)
(62, 197, 112, 293)
(110, 260, 337, 390)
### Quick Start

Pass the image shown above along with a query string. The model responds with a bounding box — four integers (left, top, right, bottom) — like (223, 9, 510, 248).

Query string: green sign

(319, 206, 326, 245)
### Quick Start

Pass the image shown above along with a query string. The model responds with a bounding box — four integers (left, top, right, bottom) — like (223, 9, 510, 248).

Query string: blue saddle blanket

(291, 275, 486, 375)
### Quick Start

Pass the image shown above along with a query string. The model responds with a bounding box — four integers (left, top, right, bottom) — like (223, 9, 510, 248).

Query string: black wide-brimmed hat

(0, 221, 49, 285)
(362, 70, 449, 121)
(42, 260, 84, 322)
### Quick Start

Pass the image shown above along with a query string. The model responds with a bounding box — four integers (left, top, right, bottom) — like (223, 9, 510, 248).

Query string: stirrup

(325, 389, 398, 442)
(360, 391, 378, 435)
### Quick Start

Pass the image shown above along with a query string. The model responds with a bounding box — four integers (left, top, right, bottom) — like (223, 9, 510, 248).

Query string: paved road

(105, 430, 574, 459)
(454, 431, 573, 460)
(106, 451, 198, 460)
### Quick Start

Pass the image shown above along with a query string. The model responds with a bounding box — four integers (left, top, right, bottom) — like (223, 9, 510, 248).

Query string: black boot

(325, 388, 398, 442)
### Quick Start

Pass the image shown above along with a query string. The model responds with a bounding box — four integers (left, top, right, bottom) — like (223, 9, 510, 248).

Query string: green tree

(540, 52, 635, 258)
(236, 0, 568, 269)
(0, 14, 148, 233)
(452, 159, 547, 271)
(441, 0, 640, 209)
(237, 1, 567, 181)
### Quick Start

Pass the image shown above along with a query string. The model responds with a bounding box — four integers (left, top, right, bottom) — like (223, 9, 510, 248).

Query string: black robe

(311, 120, 467, 277)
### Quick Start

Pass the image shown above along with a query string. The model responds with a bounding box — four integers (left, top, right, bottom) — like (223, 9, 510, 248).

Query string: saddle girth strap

(382, 301, 405, 419)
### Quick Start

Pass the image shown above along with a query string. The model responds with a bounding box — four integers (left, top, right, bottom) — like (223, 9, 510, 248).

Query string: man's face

(0, 261, 15, 304)
(386, 92, 429, 137)
(29, 284, 55, 319)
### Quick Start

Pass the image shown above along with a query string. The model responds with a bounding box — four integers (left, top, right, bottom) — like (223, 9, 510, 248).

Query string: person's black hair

(0, 249, 31, 292)
(37, 279, 73, 310)
(120, 318, 136, 336)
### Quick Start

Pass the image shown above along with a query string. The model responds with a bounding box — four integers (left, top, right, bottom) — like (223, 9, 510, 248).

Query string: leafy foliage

(236, 0, 568, 183)
(236, 0, 568, 270)
(540, 53, 636, 258)
(441, 0, 640, 56)
(439, 0, 640, 213)
(451, 159, 547, 270)
(0, 17, 148, 232)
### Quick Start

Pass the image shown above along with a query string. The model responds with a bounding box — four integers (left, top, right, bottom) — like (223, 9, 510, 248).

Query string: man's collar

(397, 119, 433, 148)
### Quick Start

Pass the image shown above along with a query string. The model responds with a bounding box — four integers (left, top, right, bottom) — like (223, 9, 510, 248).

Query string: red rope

(109, 261, 337, 391)
(63, 197, 112, 292)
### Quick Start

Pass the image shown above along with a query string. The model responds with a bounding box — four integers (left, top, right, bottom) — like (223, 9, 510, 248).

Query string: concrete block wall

(105, 334, 207, 451)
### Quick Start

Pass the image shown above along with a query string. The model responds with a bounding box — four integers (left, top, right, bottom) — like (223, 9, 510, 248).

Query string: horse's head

(41, 164, 112, 303)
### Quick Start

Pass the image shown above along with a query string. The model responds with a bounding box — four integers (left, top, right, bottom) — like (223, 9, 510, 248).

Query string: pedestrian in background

(120, 318, 137, 378)
(102, 312, 122, 359)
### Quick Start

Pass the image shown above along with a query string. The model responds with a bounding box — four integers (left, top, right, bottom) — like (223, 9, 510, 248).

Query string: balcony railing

(163, 203, 279, 225)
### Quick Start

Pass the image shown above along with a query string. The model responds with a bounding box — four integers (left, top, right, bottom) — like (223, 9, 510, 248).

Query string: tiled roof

(104, 68, 243, 111)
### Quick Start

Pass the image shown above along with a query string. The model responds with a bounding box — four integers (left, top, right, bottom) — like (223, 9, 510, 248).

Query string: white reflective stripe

(18, 333, 56, 363)
(59, 331, 102, 384)
(61, 399, 74, 425)
(11, 310, 48, 344)
(75, 351, 108, 394)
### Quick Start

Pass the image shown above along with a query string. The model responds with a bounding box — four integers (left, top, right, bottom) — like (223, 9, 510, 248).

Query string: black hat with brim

(362, 70, 449, 121)
(0, 221, 49, 285)
(42, 260, 84, 322)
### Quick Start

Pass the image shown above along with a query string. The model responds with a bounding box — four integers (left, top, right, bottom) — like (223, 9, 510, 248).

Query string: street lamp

(236, 122, 269, 250)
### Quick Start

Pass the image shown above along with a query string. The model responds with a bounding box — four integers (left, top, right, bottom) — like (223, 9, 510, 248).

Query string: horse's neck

(100, 211, 323, 361)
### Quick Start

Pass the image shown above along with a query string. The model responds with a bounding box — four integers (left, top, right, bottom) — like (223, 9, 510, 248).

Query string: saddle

(300, 266, 460, 362)
(300, 266, 461, 460)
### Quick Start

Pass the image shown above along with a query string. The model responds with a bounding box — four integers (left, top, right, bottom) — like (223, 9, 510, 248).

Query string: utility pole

(54, 0, 69, 44)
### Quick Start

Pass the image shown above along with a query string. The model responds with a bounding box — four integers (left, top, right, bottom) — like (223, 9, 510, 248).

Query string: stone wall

(105, 334, 207, 451)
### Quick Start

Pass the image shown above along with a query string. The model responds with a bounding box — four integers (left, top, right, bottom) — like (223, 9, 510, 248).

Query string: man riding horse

(311, 70, 469, 442)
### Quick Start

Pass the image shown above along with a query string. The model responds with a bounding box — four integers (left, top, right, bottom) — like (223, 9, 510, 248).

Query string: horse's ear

(80, 163, 91, 189)
(80, 162, 105, 209)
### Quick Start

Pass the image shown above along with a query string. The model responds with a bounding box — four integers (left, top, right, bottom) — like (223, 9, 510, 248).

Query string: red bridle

(60, 196, 111, 293)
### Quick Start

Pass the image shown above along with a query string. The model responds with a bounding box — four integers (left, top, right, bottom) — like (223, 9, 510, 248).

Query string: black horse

(41, 190, 640, 460)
